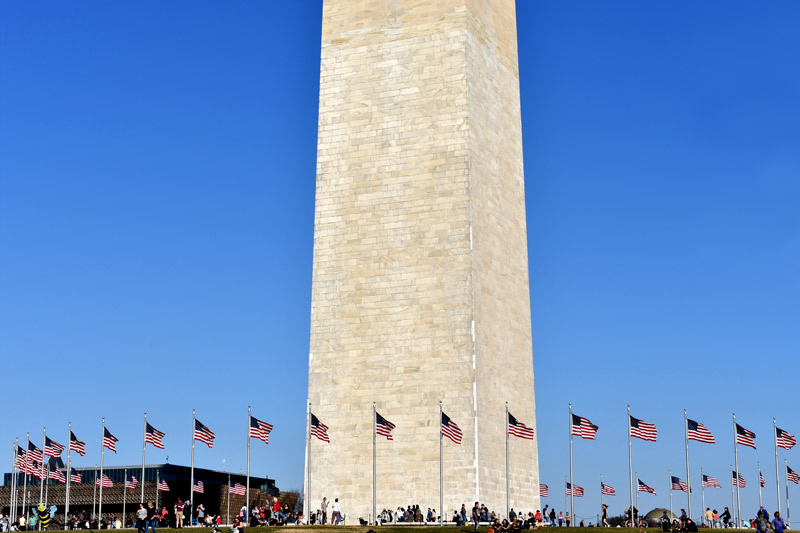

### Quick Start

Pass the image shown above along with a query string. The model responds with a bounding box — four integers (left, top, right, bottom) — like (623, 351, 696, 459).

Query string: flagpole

(10, 440, 17, 524)
(569, 403, 574, 522)
(635, 472, 639, 515)
(93, 465, 97, 520)
(758, 461, 763, 508)
(372, 402, 376, 527)
(732, 413, 741, 527)
(123, 467, 128, 527)
(730, 465, 734, 527)
(99, 418, 105, 522)
(785, 458, 791, 528)
(304, 403, 311, 524)
(700, 467, 705, 527)
(505, 401, 510, 520)
(246, 405, 251, 519)
(775, 418, 782, 516)
(45, 464, 50, 512)
(23, 433, 29, 524)
(141, 413, 147, 505)
(564, 475, 568, 523)
(190, 409, 196, 519)
(439, 401, 443, 528)
(684, 409, 692, 520)
(40, 427, 46, 506)
(669, 469, 673, 520)
(600, 473, 604, 510)
(65, 423, 71, 530)
(155, 470, 160, 513)
(627, 405, 634, 527)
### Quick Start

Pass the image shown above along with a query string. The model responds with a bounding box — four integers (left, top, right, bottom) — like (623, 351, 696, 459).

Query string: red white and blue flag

(249, 416, 274, 445)
(15, 446, 26, 470)
(27, 442, 44, 462)
(687, 419, 715, 444)
(702, 474, 721, 488)
(638, 479, 657, 494)
(732, 471, 746, 488)
(629, 416, 657, 442)
(103, 427, 119, 453)
(601, 483, 616, 496)
(571, 414, 599, 440)
(229, 483, 246, 496)
(193, 480, 204, 493)
(671, 476, 690, 493)
(540, 484, 549, 497)
(49, 465, 66, 484)
(376, 412, 396, 440)
(759, 471, 765, 487)
(441, 412, 463, 444)
(566, 483, 584, 497)
(508, 412, 535, 440)
(194, 419, 216, 448)
(776, 428, 797, 450)
(310, 414, 330, 443)
(96, 474, 113, 488)
(126, 474, 138, 490)
(70, 468, 83, 484)
(145, 423, 166, 450)
(158, 479, 169, 492)
(788, 467, 799, 484)
(70, 432, 86, 456)
(735, 424, 756, 449)
(44, 437, 66, 457)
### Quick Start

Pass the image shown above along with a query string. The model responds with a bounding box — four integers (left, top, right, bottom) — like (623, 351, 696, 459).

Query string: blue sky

(2, 1, 798, 522)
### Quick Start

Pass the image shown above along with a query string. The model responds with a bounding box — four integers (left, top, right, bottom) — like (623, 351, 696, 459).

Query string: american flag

(629, 415, 657, 442)
(158, 479, 170, 492)
(687, 419, 715, 444)
(193, 480, 204, 494)
(44, 437, 66, 457)
(70, 468, 83, 484)
(27, 442, 44, 462)
(194, 419, 216, 448)
(702, 474, 721, 488)
(601, 483, 616, 496)
(735, 423, 756, 449)
(249, 416, 274, 445)
(539, 484, 549, 497)
(229, 483, 246, 496)
(571, 413, 599, 440)
(732, 471, 746, 488)
(145, 423, 166, 450)
(15, 446, 26, 469)
(69, 432, 86, 456)
(638, 479, 656, 494)
(96, 474, 113, 488)
(671, 476, 690, 493)
(441, 412, 463, 444)
(310, 414, 330, 443)
(125, 474, 138, 490)
(375, 412, 396, 441)
(102, 427, 119, 453)
(759, 471, 765, 487)
(28, 460, 42, 478)
(508, 412, 535, 440)
(788, 466, 800, 484)
(776, 428, 797, 450)
(565, 482, 584, 497)
(49, 465, 66, 484)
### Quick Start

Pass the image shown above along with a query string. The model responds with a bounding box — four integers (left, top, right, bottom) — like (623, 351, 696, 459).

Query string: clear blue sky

(2, 1, 798, 522)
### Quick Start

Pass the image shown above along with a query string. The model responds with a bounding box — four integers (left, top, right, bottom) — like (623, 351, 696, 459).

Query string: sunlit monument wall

(306, 0, 539, 522)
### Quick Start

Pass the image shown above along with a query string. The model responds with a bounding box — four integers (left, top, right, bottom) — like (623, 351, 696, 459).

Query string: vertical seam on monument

(462, 7, 480, 504)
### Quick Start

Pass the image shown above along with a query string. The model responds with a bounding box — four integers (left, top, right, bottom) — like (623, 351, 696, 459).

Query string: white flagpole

(628, 405, 634, 527)
(40, 427, 46, 505)
(669, 469, 673, 519)
(226, 473, 230, 526)
(123, 467, 128, 527)
(65, 423, 71, 530)
(23, 433, 29, 524)
(93, 465, 97, 520)
(10, 440, 17, 524)
(564, 475, 568, 523)
(439, 401, 443, 527)
(635, 472, 639, 516)
(141, 413, 147, 505)
(701, 467, 705, 527)
(786, 459, 791, 529)
(730, 465, 735, 527)
(684, 409, 692, 520)
(99, 418, 106, 522)
(732, 413, 741, 527)
(45, 463, 50, 511)
(758, 461, 763, 508)
(569, 403, 574, 522)
(600, 473, 604, 510)
(155, 470, 160, 512)
(305, 402, 311, 525)
(505, 402, 510, 520)
(372, 402, 376, 527)
(246, 406, 251, 519)
(775, 418, 782, 515)
(190, 409, 196, 518)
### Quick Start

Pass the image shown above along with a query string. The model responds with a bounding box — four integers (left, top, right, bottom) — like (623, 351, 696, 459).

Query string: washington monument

(306, 0, 539, 522)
